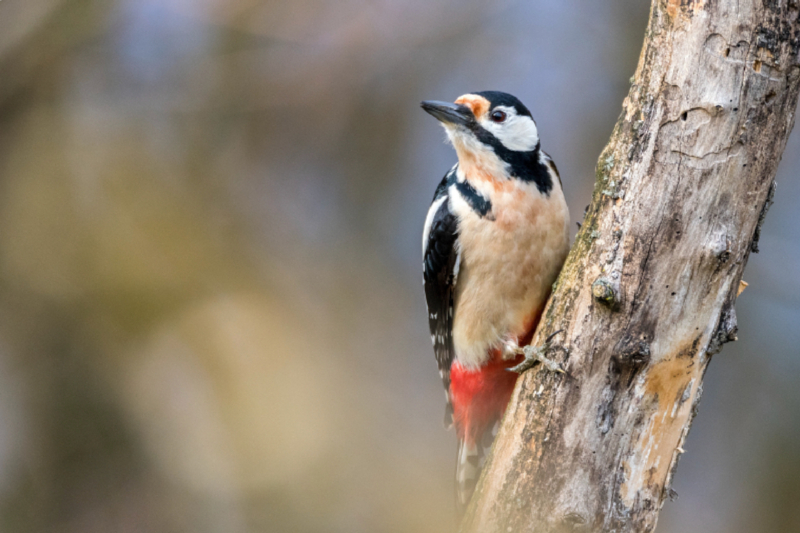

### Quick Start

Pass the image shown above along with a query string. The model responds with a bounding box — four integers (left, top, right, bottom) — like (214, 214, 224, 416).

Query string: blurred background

(0, 1, 798, 532)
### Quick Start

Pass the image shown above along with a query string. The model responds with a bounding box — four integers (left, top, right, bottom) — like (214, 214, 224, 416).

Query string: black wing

(423, 169, 460, 427)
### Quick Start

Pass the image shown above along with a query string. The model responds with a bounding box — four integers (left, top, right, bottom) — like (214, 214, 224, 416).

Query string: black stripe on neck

(473, 129, 553, 195)
(455, 180, 492, 218)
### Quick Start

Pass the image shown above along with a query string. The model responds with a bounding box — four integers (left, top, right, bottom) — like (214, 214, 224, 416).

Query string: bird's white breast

(449, 177, 569, 370)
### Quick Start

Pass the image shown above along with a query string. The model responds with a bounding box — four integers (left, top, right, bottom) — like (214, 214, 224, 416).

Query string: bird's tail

(455, 420, 500, 516)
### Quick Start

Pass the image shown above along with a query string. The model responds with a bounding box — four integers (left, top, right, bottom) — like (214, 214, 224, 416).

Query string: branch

(460, 2, 800, 531)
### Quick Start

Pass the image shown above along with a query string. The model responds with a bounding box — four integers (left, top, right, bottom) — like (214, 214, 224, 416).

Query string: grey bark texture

(459, 2, 800, 532)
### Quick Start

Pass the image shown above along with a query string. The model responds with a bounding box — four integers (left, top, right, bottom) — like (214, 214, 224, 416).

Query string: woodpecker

(421, 91, 570, 512)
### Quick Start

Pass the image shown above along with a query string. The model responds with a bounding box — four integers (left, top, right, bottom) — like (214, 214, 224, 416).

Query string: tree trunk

(460, 2, 800, 532)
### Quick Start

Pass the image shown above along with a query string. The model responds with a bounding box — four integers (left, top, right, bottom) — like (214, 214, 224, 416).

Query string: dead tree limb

(460, 2, 800, 532)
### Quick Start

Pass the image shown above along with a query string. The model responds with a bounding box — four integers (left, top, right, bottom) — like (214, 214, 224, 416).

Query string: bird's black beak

(421, 100, 474, 126)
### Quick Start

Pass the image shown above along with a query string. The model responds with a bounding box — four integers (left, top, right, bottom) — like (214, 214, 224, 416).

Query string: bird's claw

(507, 330, 567, 375)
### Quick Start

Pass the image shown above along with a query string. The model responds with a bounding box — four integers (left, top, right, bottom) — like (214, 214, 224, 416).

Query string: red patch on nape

(449, 349, 524, 446)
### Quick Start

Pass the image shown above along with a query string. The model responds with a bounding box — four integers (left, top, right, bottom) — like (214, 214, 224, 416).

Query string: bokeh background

(0, 1, 798, 532)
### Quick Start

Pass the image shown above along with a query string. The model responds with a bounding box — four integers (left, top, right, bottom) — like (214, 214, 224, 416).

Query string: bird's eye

(490, 110, 507, 123)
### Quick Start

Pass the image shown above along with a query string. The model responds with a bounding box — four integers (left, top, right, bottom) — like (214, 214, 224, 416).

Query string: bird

(420, 91, 570, 513)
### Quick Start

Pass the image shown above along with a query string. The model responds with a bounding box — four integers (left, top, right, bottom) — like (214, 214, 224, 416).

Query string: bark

(459, 2, 800, 532)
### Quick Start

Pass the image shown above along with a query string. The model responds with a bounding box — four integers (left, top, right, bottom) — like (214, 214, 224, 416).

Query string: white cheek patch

(479, 107, 539, 152)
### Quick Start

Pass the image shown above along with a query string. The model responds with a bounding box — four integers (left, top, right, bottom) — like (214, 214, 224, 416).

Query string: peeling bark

(459, 2, 800, 532)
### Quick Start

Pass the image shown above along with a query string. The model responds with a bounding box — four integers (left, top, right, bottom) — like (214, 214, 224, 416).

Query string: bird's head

(421, 91, 541, 178)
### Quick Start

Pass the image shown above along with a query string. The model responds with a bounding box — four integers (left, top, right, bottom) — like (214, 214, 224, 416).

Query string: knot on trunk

(592, 277, 620, 309)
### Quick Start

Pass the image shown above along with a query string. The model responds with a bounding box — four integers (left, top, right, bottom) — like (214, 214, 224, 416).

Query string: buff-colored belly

(452, 187, 569, 369)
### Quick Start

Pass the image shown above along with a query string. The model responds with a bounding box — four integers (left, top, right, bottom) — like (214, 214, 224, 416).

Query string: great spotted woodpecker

(421, 91, 570, 512)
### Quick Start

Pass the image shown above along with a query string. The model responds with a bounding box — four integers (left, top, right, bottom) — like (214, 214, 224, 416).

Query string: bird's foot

(507, 330, 567, 375)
